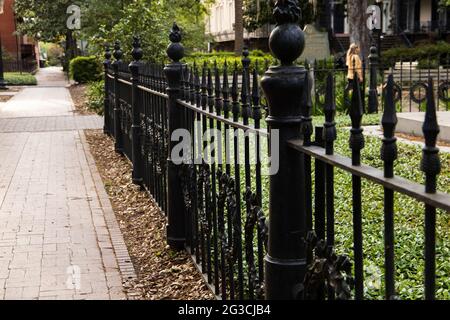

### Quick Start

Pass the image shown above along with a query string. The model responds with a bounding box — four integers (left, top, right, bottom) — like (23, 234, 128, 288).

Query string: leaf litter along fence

(103, 2, 450, 301)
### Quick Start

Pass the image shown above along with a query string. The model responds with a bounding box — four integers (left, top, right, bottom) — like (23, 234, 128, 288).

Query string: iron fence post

(0, 35, 7, 90)
(260, 1, 308, 300)
(368, 45, 379, 114)
(103, 45, 112, 135)
(129, 37, 144, 186)
(112, 41, 124, 154)
(164, 23, 186, 250)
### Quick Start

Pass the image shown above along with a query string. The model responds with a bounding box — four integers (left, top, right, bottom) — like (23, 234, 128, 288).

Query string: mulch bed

(0, 87, 21, 103)
(0, 95, 13, 103)
(69, 84, 96, 115)
(85, 129, 214, 300)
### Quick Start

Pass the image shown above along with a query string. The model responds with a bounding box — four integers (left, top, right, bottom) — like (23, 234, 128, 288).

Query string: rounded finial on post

(113, 41, 123, 62)
(269, 0, 305, 65)
(131, 36, 143, 62)
(104, 44, 112, 63)
(242, 46, 250, 69)
(369, 45, 377, 56)
(381, 74, 398, 178)
(261, 0, 309, 301)
(167, 22, 184, 63)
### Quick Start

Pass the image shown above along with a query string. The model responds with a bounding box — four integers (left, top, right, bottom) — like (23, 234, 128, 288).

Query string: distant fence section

(103, 2, 450, 301)
(3, 59, 38, 74)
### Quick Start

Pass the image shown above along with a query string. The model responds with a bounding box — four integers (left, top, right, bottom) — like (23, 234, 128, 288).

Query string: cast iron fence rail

(102, 2, 450, 301)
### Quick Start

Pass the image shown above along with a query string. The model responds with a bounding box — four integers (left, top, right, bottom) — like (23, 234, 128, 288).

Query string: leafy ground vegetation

(4, 72, 37, 86)
(331, 129, 450, 299)
(225, 111, 449, 299)
(253, 126, 450, 299)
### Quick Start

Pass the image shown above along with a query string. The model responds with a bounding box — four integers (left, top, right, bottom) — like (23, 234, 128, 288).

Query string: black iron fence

(3, 59, 38, 74)
(103, 4, 450, 301)
(309, 53, 450, 115)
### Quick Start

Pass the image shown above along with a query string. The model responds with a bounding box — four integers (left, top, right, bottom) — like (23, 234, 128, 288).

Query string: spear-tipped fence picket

(102, 3, 450, 301)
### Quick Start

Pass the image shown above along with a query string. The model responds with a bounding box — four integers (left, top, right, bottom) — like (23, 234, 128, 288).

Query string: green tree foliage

(14, 0, 210, 64)
(14, 0, 85, 69)
(14, 0, 75, 41)
(83, 0, 211, 61)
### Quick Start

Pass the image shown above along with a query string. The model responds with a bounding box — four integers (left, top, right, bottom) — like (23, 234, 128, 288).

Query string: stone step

(397, 111, 450, 142)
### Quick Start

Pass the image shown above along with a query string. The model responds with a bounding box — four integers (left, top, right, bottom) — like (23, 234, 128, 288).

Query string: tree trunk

(64, 30, 78, 71)
(347, 0, 369, 58)
(234, 0, 244, 54)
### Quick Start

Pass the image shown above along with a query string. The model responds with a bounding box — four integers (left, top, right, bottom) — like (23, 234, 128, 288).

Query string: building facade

(207, 0, 449, 53)
(206, 0, 274, 51)
(0, 0, 39, 68)
(328, 0, 448, 35)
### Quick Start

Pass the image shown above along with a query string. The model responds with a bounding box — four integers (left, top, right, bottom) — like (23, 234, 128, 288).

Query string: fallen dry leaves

(85, 129, 214, 300)
(0, 95, 13, 103)
(69, 84, 96, 115)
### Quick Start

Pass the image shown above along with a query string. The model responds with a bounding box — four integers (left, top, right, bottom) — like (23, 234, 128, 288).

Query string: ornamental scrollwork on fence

(297, 231, 354, 300)
(179, 164, 196, 212)
(244, 187, 268, 299)
(119, 100, 131, 135)
(144, 116, 153, 164)
(217, 169, 228, 264)
(197, 163, 211, 235)
(139, 113, 147, 157)
(216, 170, 240, 272)
(152, 121, 167, 175)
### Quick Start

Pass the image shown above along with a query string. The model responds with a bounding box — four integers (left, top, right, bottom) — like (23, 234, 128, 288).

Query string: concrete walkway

(397, 111, 450, 143)
(0, 67, 134, 300)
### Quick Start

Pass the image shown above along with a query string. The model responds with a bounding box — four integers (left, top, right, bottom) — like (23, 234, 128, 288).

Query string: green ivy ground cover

(4, 72, 37, 86)
(227, 118, 449, 299)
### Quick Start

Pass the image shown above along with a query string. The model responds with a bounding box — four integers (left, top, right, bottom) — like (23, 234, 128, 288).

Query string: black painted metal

(103, 45, 112, 134)
(381, 74, 398, 300)
(112, 41, 124, 154)
(101, 2, 449, 301)
(349, 74, 365, 300)
(368, 45, 379, 114)
(164, 23, 186, 250)
(421, 77, 441, 300)
(261, 0, 307, 300)
(0, 35, 7, 90)
(130, 37, 144, 186)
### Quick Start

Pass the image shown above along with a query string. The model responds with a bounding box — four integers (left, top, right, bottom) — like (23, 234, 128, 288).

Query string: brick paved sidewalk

(0, 68, 134, 300)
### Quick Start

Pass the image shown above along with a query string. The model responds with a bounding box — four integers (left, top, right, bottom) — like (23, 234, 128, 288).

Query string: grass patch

(4, 72, 37, 86)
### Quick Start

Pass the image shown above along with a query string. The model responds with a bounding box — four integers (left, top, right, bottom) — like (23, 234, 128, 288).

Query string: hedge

(183, 50, 277, 75)
(382, 42, 450, 66)
(69, 56, 102, 84)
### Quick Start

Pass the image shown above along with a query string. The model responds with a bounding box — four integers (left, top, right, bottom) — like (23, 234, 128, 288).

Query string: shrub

(417, 58, 439, 69)
(86, 80, 105, 115)
(4, 72, 37, 85)
(69, 56, 102, 84)
(249, 49, 266, 57)
(382, 41, 450, 66)
(184, 50, 276, 75)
